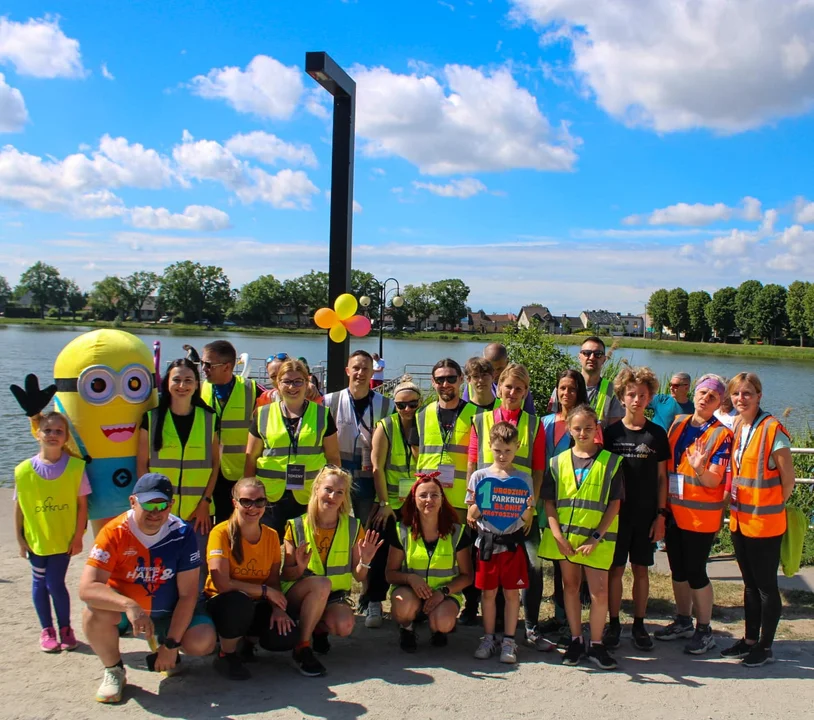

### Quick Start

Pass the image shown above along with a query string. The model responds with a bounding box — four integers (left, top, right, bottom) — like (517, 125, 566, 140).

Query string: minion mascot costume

(11, 330, 158, 532)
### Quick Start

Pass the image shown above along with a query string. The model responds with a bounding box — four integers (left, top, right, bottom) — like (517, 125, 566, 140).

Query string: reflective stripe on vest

(380, 415, 410, 509)
(255, 401, 328, 504)
(416, 401, 476, 508)
(148, 407, 215, 518)
(290, 513, 359, 592)
(473, 409, 538, 472)
(14, 456, 85, 556)
(399, 522, 464, 594)
(730, 414, 788, 538)
(201, 376, 255, 481)
(537, 449, 621, 570)
(591, 378, 613, 423)
(666, 415, 731, 533)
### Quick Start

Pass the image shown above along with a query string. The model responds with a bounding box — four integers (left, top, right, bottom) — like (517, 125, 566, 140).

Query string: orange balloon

(314, 307, 338, 329)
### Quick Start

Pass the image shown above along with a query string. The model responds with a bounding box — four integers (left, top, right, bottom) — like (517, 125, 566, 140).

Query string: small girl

(14, 411, 90, 652)
(538, 404, 624, 670)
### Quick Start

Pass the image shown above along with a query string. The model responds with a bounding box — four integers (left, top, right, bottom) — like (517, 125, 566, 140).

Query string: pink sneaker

(59, 626, 78, 651)
(40, 627, 60, 653)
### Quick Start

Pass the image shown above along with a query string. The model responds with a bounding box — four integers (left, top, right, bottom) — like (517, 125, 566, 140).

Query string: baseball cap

(132, 473, 174, 503)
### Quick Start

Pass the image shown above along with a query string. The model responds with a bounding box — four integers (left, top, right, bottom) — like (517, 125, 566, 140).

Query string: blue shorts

(118, 601, 213, 642)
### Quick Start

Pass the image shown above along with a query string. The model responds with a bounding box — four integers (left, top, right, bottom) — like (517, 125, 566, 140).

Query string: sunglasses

(140, 500, 170, 512)
(266, 353, 289, 363)
(433, 375, 459, 385)
(670, 383, 689, 389)
(395, 400, 420, 410)
(200, 361, 226, 370)
(237, 497, 268, 509)
(579, 350, 605, 358)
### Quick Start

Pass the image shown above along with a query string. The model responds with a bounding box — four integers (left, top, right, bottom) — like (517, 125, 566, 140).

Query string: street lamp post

(305, 51, 356, 393)
(359, 278, 404, 358)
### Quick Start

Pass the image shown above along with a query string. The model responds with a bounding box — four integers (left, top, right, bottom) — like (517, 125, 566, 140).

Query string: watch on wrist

(591, 531, 602, 541)
(657, 508, 669, 518)
(379, 500, 390, 508)
(203, 496, 213, 504)
(162, 637, 181, 650)
(440, 586, 450, 596)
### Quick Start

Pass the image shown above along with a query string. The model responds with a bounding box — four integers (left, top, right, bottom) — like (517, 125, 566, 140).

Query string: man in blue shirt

(649, 373, 694, 430)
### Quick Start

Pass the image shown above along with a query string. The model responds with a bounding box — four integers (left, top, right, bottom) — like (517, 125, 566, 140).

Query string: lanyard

(349, 389, 374, 435)
(734, 411, 768, 472)
(281, 401, 306, 456)
(436, 402, 462, 451)
(676, 417, 715, 469)
(397, 418, 414, 474)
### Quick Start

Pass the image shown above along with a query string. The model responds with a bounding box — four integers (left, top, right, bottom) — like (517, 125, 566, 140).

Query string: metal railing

(790, 447, 814, 485)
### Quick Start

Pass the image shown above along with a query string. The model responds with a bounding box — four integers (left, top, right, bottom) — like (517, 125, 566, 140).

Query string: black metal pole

(378, 285, 384, 358)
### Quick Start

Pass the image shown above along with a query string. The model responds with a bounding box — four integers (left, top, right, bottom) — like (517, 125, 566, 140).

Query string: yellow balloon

(334, 293, 358, 320)
(329, 323, 348, 343)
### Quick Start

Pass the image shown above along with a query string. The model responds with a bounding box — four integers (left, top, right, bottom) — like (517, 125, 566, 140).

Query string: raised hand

(358, 529, 384, 566)
(294, 542, 312, 568)
(10, 374, 57, 417)
(686, 438, 711, 474)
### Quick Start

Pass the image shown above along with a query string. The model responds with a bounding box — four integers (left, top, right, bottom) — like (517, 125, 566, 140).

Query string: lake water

(3, 324, 813, 485)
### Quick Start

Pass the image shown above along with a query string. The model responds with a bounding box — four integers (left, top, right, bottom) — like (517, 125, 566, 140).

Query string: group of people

(12, 337, 797, 705)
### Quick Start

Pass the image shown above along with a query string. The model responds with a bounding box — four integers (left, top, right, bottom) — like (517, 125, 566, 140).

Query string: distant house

(468, 310, 517, 333)
(580, 310, 623, 334)
(619, 313, 645, 336)
(517, 305, 559, 334)
(129, 295, 159, 321)
(558, 314, 586, 334)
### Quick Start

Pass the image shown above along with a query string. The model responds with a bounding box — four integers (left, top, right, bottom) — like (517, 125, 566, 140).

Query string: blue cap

(132, 473, 174, 503)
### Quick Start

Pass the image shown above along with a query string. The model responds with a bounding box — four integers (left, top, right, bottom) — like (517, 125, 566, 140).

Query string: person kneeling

(282, 466, 382, 677)
(467, 422, 536, 664)
(205, 477, 297, 681)
(386, 473, 473, 653)
(538, 406, 623, 671)
(79, 474, 216, 704)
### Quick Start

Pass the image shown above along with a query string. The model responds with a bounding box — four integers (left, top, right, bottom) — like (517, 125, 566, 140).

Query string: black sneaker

(238, 639, 258, 664)
(459, 605, 479, 626)
(742, 645, 774, 668)
(586, 643, 618, 670)
(721, 638, 753, 659)
(631, 624, 654, 651)
(556, 626, 572, 650)
(293, 646, 327, 677)
(602, 623, 621, 649)
(312, 632, 331, 655)
(684, 628, 716, 655)
(537, 616, 565, 635)
(654, 617, 694, 641)
(356, 594, 369, 615)
(213, 652, 251, 681)
(431, 631, 448, 647)
(399, 627, 418, 653)
(562, 637, 584, 666)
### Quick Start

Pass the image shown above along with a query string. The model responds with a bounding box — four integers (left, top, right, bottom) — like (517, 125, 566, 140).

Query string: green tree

(786, 280, 810, 347)
(123, 271, 159, 320)
(16, 262, 63, 318)
(647, 288, 670, 339)
(804, 284, 814, 343)
(430, 278, 470, 330)
(159, 261, 232, 323)
(351, 269, 381, 323)
(705, 286, 737, 341)
(389, 300, 410, 330)
(667, 288, 690, 337)
(63, 279, 87, 321)
(502, 321, 576, 416)
(89, 276, 128, 321)
(403, 283, 436, 330)
(0, 275, 11, 309)
(687, 290, 712, 341)
(753, 283, 787, 344)
(234, 275, 282, 325)
(735, 279, 763, 340)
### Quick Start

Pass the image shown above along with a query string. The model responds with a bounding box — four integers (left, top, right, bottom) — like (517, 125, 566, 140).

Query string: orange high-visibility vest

(730, 413, 789, 538)
(667, 415, 732, 533)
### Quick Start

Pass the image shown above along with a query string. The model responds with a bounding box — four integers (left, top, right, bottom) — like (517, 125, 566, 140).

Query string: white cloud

(172, 131, 245, 186)
(189, 54, 303, 119)
(741, 196, 763, 222)
(236, 167, 319, 209)
(130, 204, 230, 231)
(794, 197, 814, 224)
(101, 63, 114, 80)
(0, 16, 85, 78)
(225, 131, 317, 168)
(573, 227, 722, 239)
(352, 63, 578, 175)
(510, 0, 814, 132)
(413, 177, 487, 198)
(623, 197, 769, 227)
(0, 72, 26, 132)
(353, 200, 362, 214)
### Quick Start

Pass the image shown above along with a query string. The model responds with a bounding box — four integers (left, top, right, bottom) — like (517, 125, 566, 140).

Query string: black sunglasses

(433, 375, 459, 385)
(579, 350, 605, 358)
(237, 497, 268, 509)
(395, 400, 420, 409)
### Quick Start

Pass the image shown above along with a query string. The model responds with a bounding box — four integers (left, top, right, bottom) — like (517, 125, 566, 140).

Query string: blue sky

(1, 1, 814, 315)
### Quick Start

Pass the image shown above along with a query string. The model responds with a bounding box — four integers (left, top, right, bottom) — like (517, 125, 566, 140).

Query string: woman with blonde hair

(245, 359, 341, 536)
(205, 477, 296, 681)
(282, 466, 382, 676)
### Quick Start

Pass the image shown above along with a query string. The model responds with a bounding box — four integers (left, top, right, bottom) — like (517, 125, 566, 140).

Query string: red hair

(400, 473, 459, 540)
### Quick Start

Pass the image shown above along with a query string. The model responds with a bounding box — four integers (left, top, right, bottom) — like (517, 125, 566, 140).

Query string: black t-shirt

(472, 398, 499, 412)
(140, 409, 219, 448)
(603, 419, 670, 522)
(249, 402, 337, 439)
(437, 399, 468, 438)
(541, 449, 625, 503)
(387, 523, 472, 553)
(351, 392, 372, 421)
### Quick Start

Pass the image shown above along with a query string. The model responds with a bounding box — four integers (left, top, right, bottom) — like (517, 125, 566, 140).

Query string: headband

(696, 377, 725, 396)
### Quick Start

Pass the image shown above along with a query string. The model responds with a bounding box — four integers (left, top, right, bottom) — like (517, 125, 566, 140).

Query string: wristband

(203, 496, 213, 504)
(359, 561, 372, 569)
(261, 584, 268, 601)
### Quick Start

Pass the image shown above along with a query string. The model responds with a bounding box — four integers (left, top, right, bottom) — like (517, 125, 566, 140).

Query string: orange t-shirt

(284, 520, 364, 568)
(204, 520, 281, 597)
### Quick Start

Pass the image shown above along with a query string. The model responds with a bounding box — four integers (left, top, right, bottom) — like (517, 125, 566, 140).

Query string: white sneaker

(500, 638, 518, 664)
(474, 635, 498, 659)
(365, 601, 383, 629)
(95, 665, 126, 704)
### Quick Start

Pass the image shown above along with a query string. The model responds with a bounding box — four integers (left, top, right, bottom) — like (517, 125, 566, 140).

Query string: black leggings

(262, 491, 308, 538)
(665, 520, 716, 590)
(367, 510, 401, 603)
(732, 530, 783, 648)
(206, 591, 297, 652)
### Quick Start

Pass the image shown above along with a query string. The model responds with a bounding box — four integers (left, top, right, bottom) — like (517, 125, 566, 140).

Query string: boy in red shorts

(466, 422, 534, 664)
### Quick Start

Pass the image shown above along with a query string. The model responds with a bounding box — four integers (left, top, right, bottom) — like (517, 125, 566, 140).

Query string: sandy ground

(1, 487, 812, 720)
